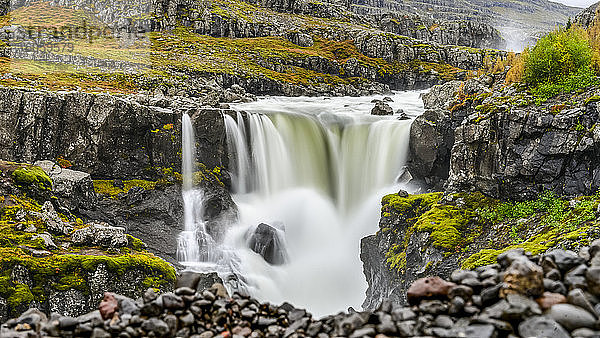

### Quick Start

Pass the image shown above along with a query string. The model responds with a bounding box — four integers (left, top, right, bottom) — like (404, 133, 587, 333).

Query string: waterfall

(178, 114, 221, 264)
(181, 92, 424, 317)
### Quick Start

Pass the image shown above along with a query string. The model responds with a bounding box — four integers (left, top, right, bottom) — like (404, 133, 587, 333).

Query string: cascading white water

(177, 113, 211, 264)
(180, 92, 424, 317)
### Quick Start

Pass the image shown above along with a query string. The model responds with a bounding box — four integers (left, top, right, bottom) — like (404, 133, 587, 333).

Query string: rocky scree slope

(0, 161, 176, 323)
(6, 244, 600, 337)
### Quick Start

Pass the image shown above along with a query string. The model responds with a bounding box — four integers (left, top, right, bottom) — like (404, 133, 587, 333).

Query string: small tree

(523, 26, 598, 101)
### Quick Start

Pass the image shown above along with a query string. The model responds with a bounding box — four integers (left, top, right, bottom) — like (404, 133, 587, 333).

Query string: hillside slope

(0, 0, 507, 96)
(353, 0, 581, 50)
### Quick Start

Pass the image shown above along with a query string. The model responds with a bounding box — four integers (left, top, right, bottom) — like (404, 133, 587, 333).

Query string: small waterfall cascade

(180, 92, 425, 316)
(177, 113, 219, 264)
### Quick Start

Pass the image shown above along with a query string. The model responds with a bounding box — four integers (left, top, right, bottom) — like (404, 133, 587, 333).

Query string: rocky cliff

(0, 86, 239, 266)
(362, 190, 600, 309)
(0, 86, 232, 179)
(355, 0, 580, 50)
(575, 1, 599, 28)
(406, 75, 600, 200)
(0, 161, 176, 322)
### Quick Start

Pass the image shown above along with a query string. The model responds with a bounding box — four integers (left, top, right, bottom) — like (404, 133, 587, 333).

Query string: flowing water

(178, 92, 425, 317)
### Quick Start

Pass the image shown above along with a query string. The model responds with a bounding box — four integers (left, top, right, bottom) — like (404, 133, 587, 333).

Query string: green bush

(524, 26, 598, 102)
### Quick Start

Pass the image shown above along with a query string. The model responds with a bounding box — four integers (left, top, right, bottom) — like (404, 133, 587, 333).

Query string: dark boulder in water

(371, 101, 394, 116)
(247, 223, 287, 265)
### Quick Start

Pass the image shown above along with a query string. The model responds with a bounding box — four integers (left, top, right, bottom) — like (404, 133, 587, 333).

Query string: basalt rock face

(0, 86, 232, 180)
(85, 184, 186, 265)
(446, 87, 600, 200)
(407, 76, 600, 200)
(0, 87, 239, 266)
(407, 77, 492, 188)
(375, 14, 504, 49)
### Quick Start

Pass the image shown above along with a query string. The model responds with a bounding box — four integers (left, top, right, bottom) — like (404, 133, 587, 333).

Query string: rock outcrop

(407, 77, 492, 188)
(361, 190, 600, 310)
(0, 161, 176, 320)
(246, 223, 287, 265)
(406, 76, 600, 200)
(575, 1, 599, 28)
(0, 86, 233, 180)
(446, 86, 600, 200)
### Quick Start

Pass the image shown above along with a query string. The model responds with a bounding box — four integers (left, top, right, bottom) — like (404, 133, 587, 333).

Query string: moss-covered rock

(12, 166, 52, 191)
(362, 190, 600, 309)
(0, 181, 176, 317)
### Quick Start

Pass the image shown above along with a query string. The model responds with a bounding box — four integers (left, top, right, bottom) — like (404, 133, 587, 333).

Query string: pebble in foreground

(5, 241, 600, 337)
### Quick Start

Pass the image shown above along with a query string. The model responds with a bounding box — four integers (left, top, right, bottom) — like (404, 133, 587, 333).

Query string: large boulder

(35, 160, 96, 212)
(371, 101, 394, 116)
(246, 223, 287, 265)
(71, 222, 128, 248)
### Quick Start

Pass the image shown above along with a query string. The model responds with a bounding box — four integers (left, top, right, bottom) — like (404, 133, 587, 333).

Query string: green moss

(462, 225, 594, 269)
(53, 275, 87, 291)
(0, 195, 176, 313)
(12, 166, 52, 190)
(0, 273, 10, 294)
(93, 179, 158, 198)
(127, 234, 146, 251)
(585, 95, 600, 105)
(0, 248, 176, 293)
(383, 192, 496, 273)
(7, 284, 34, 310)
(414, 205, 465, 250)
(382, 192, 442, 214)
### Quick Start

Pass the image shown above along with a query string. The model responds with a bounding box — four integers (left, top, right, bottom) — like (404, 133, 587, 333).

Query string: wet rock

(141, 318, 169, 336)
(450, 270, 478, 283)
(547, 250, 586, 272)
(518, 316, 570, 338)
(544, 278, 567, 295)
(406, 277, 456, 305)
(449, 285, 473, 300)
(546, 304, 597, 331)
(572, 328, 600, 337)
(503, 293, 542, 320)
(246, 223, 288, 265)
(500, 257, 544, 297)
(497, 249, 526, 268)
(371, 101, 393, 116)
(585, 267, 600, 296)
(418, 299, 448, 314)
(568, 289, 597, 318)
(160, 293, 184, 310)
